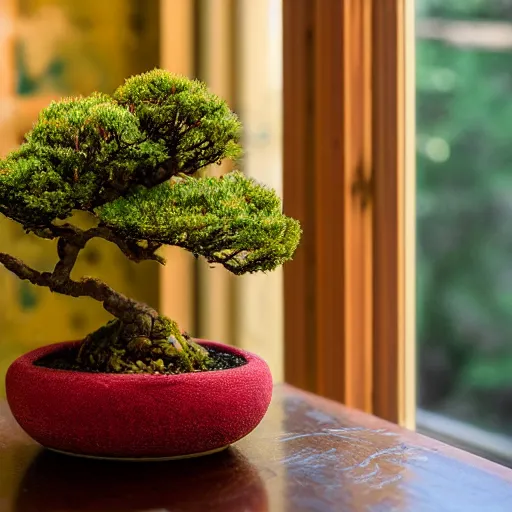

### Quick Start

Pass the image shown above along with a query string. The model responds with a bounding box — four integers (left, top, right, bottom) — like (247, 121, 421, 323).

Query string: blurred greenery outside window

(417, 0, 512, 463)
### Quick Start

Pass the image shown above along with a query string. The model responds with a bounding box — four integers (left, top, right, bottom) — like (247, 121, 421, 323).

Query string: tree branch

(0, 253, 53, 287)
(46, 223, 166, 265)
(86, 226, 166, 265)
(16, 222, 165, 324)
(181, 149, 224, 176)
(0, 251, 158, 328)
(139, 157, 180, 188)
(53, 238, 81, 285)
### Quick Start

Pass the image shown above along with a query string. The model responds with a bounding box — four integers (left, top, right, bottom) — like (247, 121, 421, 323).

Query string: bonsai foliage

(0, 69, 301, 374)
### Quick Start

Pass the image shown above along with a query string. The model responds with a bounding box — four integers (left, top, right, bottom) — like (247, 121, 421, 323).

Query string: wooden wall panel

(284, 0, 413, 423)
(284, 0, 373, 411)
(161, 0, 286, 381)
(283, 0, 316, 391)
(313, 0, 373, 409)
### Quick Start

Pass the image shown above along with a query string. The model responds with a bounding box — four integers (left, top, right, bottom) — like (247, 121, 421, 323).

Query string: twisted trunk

(0, 234, 211, 374)
(0, 250, 158, 331)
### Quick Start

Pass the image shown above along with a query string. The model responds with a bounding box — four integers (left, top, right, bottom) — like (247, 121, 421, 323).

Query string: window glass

(417, 0, 512, 440)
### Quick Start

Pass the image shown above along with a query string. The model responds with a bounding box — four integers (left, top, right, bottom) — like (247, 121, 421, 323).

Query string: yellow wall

(0, 0, 160, 394)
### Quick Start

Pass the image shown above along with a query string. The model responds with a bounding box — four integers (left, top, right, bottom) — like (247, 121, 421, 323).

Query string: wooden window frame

(283, 0, 415, 426)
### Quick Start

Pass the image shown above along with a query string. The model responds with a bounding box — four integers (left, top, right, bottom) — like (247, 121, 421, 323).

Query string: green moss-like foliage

(99, 171, 301, 274)
(0, 69, 241, 228)
(0, 69, 301, 374)
(74, 316, 211, 374)
(37, 316, 246, 374)
(113, 69, 242, 176)
(0, 94, 167, 226)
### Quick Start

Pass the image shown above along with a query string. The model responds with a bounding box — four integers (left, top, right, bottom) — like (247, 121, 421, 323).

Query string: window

(283, 0, 415, 426)
(283, 0, 512, 465)
(416, 0, 512, 466)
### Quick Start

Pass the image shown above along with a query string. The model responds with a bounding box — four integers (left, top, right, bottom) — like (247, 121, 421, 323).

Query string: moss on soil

(35, 344, 247, 374)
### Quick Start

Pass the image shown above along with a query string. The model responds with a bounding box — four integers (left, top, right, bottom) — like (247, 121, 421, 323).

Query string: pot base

(48, 444, 230, 461)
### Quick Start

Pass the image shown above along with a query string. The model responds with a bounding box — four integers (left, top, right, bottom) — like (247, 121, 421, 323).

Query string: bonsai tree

(0, 69, 300, 375)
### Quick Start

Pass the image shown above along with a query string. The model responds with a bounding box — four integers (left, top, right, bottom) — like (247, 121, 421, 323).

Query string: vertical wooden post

(313, 0, 373, 409)
(159, 0, 196, 333)
(283, 0, 373, 411)
(372, 0, 408, 425)
(370, 0, 415, 427)
(404, 0, 416, 430)
(284, 0, 413, 422)
(283, 0, 316, 392)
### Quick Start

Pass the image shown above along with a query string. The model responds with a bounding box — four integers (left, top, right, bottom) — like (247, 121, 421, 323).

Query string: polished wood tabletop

(1, 383, 512, 511)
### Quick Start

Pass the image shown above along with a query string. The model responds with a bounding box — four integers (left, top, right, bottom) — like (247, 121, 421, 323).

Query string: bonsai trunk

(0, 234, 211, 374)
(76, 309, 210, 374)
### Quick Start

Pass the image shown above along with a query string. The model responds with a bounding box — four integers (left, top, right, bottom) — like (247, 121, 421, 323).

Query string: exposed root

(76, 316, 211, 374)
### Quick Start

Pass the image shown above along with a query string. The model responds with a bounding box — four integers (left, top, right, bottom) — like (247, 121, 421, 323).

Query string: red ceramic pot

(6, 340, 272, 460)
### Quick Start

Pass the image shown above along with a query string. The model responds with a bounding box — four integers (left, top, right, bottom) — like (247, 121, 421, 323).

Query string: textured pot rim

(13, 339, 263, 382)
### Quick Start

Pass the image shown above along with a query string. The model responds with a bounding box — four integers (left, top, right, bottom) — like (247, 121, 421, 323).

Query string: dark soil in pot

(34, 343, 247, 374)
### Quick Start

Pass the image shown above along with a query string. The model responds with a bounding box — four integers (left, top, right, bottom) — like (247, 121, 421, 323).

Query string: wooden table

(1, 384, 512, 511)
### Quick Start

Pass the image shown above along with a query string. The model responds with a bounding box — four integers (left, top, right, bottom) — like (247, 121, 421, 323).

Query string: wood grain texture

(283, 0, 373, 410)
(1, 385, 512, 511)
(404, 0, 417, 430)
(372, 0, 407, 425)
(283, 0, 316, 392)
(314, 0, 373, 410)
(284, 0, 411, 423)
